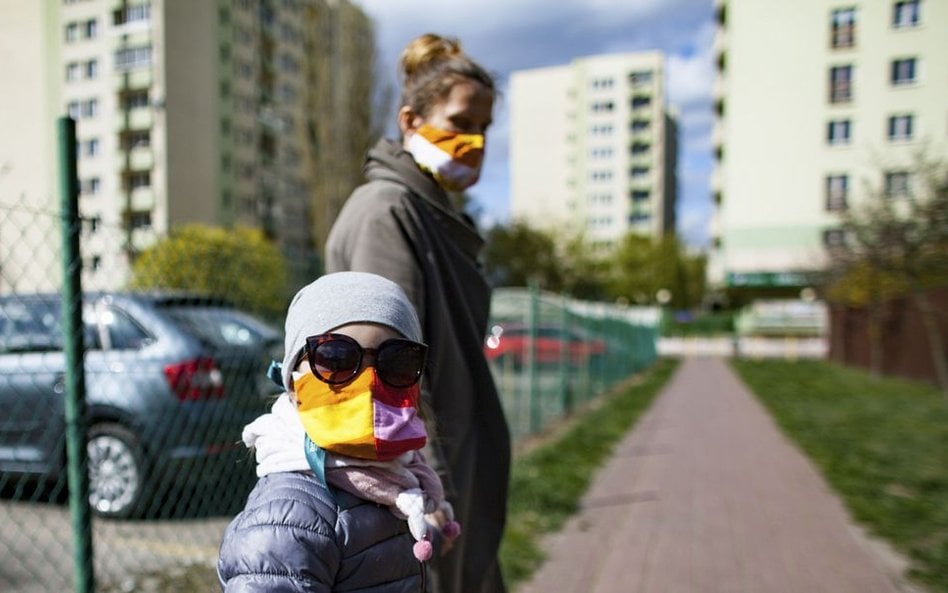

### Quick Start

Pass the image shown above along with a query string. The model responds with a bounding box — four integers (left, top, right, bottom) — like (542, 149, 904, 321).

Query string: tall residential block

(709, 0, 948, 289)
(0, 0, 375, 293)
(510, 52, 678, 250)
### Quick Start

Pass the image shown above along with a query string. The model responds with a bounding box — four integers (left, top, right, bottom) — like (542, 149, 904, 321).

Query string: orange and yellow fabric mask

(405, 124, 484, 192)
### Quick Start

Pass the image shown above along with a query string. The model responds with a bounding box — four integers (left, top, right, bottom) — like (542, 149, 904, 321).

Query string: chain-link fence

(486, 287, 659, 442)
(0, 121, 659, 592)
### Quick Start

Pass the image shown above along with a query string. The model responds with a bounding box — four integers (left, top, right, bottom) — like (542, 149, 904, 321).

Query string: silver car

(0, 292, 282, 518)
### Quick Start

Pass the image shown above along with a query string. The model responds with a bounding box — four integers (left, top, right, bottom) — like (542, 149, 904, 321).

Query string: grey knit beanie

(281, 272, 422, 391)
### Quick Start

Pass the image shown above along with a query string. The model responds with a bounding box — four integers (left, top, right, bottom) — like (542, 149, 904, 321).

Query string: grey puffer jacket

(217, 471, 425, 592)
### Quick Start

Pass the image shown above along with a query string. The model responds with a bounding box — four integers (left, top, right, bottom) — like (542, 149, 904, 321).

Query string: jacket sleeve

(218, 497, 340, 593)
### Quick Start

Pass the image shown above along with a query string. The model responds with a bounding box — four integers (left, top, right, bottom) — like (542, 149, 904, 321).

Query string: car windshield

(161, 306, 271, 349)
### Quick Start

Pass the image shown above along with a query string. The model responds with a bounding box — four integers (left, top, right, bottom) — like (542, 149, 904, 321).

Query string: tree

(482, 221, 565, 290)
(605, 233, 707, 308)
(129, 224, 291, 321)
(826, 155, 948, 396)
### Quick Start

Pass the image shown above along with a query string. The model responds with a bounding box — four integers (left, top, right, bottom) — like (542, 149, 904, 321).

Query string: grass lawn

(731, 359, 948, 592)
(499, 357, 679, 589)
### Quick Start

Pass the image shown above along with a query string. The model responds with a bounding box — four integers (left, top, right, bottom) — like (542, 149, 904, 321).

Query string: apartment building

(0, 0, 374, 292)
(709, 0, 948, 289)
(510, 52, 678, 250)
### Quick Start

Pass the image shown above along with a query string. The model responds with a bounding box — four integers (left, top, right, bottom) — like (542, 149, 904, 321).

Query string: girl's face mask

(405, 124, 485, 192)
(293, 367, 427, 461)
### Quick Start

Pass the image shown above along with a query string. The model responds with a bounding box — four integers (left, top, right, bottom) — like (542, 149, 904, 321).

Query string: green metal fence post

(527, 280, 539, 434)
(58, 116, 95, 593)
(558, 295, 571, 415)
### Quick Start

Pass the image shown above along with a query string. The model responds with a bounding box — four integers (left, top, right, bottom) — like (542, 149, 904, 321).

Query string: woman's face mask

(406, 124, 485, 192)
(293, 367, 427, 461)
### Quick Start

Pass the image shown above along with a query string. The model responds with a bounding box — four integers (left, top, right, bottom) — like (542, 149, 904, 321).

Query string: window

(591, 78, 614, 90)
(827, 119, 851, 145)
(128, 171, 151, 190)
(893, 0, 920, 28)
(888, 114, 913, 140)
(590, 170, 613, 182)
(81, 177, 101, 195)
(829, 65, 853, 102)
(65, 22, 79, 42)
(81, 98, 98, 118)
(630, 142, 650, 155)
(631, 190, 650, 201)
(94, 306, 151, 350)
(84, 138, 100, 157)
(831, 7, 856, 48)
(122, 89, 149, 110)
(237, 61, 253, 79)
(85, 59, 98, 79)
(823, 228, 847, 248)
(630, 166, 650, 179)
(825, 175, 849, 211)
(115, 46, 152, 71)
(83, 18, 97, 39)
(630, 119, 650, 133)
(629, 70, 653, 86)
(66, 62, 81, 81)
(67, 101, 81, 119)
(128, 210, 152, 230)
(885, 171, 912, 197)
(591, 101, 614, 113)
(891, 58, 917, 85)
(122, 130, 150, 149)
(631, 96, 652, 110)
(114, 3, 151, 25)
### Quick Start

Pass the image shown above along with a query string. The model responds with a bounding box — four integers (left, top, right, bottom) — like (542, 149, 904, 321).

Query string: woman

(325, 33, 510, 593)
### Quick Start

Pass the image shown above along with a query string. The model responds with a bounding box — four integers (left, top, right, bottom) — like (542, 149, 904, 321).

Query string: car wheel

(87, 423, 144, 518)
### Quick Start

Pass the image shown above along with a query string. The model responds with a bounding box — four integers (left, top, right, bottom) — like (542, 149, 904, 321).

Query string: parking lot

(0, 499, 227, 592)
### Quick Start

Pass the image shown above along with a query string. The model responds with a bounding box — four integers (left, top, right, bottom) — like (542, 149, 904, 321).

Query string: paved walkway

(519, 357, 913, 593)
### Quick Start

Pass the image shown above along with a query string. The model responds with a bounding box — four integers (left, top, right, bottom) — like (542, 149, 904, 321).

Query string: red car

(484, 323, 606, 367)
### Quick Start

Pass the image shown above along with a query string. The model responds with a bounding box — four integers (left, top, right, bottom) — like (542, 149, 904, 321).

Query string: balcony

(113, 68, 152, 91)
(113, 107, 153, 131)
(131, 228, 158, 252)
(712, 120, 724, 149)
(129, 146, 153, 170)
(129, 188, 155, 211)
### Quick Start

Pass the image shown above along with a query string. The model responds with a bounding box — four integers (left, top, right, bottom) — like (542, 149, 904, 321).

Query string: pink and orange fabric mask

(293, 367, 427, 461)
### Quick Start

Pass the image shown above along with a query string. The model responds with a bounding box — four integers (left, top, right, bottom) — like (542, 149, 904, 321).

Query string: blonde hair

(399, 33, 496, 119)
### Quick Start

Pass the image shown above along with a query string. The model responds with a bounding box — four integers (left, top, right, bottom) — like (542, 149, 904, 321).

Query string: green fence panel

(486, 288, 661, 442)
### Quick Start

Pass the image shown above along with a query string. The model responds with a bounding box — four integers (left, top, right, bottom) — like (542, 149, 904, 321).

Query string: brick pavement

(518, 357, 912, 593)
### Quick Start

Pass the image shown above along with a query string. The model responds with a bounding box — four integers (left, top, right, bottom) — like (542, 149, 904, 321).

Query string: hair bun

(400, 33, 463, 78)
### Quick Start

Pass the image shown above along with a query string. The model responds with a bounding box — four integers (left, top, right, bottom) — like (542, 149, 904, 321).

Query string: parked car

(484, 323, 607, 368)
(0, 292, 282, 518)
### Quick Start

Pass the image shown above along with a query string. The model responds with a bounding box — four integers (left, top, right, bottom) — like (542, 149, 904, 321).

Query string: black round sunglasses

(304, 333, 428, 388)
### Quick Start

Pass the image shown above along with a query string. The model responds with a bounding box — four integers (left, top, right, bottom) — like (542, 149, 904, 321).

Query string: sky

(352, 0, 717, 249)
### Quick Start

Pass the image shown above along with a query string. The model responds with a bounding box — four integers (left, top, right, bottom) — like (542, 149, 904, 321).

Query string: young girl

(218, 271, 459, 592)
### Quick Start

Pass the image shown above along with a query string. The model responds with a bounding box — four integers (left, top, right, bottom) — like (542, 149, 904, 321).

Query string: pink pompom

(442, 521, 461, 540)
(413, 539, 434, 561)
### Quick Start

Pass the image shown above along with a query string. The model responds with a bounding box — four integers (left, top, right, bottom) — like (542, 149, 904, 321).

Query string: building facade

(709, 0, 948, 289)
(0, 0, 374, 293)
(510, 52, 678, 250)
